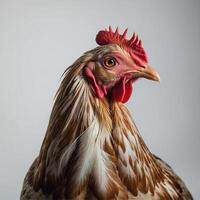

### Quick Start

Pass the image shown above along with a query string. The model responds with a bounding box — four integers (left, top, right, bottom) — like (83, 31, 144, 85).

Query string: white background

(0, 0, 199, 199)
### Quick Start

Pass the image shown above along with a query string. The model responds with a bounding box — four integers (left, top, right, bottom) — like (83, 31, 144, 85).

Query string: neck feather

(31, 63, 178, 198)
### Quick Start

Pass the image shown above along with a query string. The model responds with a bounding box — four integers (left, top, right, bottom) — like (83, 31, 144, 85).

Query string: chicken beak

(135, 65, 160, 82)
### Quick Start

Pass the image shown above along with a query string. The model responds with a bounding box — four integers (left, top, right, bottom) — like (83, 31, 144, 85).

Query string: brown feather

(21, 45, 193, 200)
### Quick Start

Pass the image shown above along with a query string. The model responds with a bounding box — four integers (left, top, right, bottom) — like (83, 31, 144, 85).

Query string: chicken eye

(103, 57, 116, 68)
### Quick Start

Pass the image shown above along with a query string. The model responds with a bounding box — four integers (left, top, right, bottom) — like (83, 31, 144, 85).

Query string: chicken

(20, 27, 193, 200)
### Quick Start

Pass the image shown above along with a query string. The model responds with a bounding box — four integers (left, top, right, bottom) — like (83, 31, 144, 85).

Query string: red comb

(96, 26, 148, 63)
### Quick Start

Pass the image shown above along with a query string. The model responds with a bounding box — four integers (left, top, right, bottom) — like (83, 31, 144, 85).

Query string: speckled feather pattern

(20, 46, 193, 200)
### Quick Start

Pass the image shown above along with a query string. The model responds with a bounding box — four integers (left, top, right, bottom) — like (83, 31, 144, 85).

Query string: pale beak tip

(155, 73, 161, 82)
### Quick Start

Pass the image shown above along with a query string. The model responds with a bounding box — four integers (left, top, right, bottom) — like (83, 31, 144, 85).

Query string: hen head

(84, 27, 160, 103)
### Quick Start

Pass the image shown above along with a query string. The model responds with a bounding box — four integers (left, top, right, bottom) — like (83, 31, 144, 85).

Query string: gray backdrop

(0, 0, 199, 199)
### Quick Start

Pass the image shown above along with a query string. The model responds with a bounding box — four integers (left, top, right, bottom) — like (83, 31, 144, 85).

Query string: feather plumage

(21, 29, 193, 200)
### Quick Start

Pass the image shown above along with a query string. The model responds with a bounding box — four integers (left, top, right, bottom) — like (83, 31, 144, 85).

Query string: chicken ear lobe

(84, 66, 105, 99)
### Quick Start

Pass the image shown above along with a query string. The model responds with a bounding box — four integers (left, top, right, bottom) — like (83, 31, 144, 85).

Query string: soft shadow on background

(0, 0, 199, 199)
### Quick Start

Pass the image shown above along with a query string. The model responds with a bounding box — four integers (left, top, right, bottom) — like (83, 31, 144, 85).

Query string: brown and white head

(82, 26, 160, 103)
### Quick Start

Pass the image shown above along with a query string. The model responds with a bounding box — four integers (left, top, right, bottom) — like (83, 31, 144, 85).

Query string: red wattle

(111, 76, 133, 103)
(122, 79, 133, 103)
